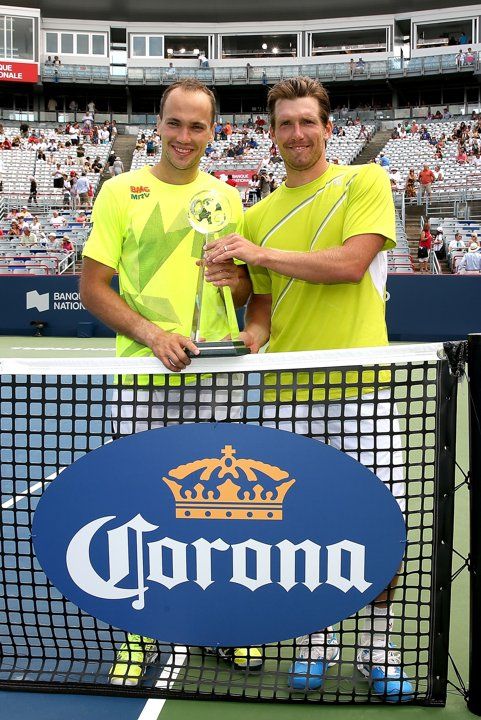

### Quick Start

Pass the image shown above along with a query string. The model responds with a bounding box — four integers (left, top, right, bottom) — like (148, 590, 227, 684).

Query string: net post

(468, 334, 481, 716)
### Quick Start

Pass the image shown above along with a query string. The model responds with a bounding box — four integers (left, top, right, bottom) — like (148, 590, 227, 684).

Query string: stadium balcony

(40, 53, 479, 86)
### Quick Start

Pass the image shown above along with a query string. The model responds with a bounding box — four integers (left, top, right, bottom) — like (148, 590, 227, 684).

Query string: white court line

(1, 471, 61, 509)
(10, 346, 114, 352)
(137, 646, 188, 720)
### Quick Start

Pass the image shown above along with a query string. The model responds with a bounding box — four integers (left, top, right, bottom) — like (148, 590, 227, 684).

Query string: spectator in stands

(36, 148, 46, 162)
(69, 99, 78, 114)
(49, 210, 66, 229)
(248, 173, 260, 203)
(166, 62, 176, 76)
(19, 121, 29, 138)
(258, 168, 271, 199)
(418, 163, 435, 199)
(100, 126, 110, 144)
(7, 208, 18, 220)
(234, 142, 244, 157)
(28, 176, 38, 206)
(262, 70, 268, 86)
(112, 157, 124, 176)
(146, 137, 157, 156)
(92, 156, 103, 173)
(21, 226, 37, 245)
(459, 31, 468, 44)
(87, 100, 96, 116)
(204, 142, 214, 156)
(45, 55, 53, 66)
(53, 55, 61, 66)
(76, 210, 89, 224)
(214, 120, 223, 140)
(47, 231, 59, 247)
(457, 146, 468, 164)
(378, 152, 390, 169)
(107, 151, 116, 175)
(456, 48, 466, 70)
(448, 232, 466, 254)
(457, 242, 481, 272)
(466, 48, 476, 64)
(52, 164, 64, 189)
(268, 173, 277, 192)
(198, 52, 209, 69)
(418, 221, 433, 273)
(91, 125, 99, 144)
(226, 144, 235, 158)
(47, 98, 57, 114)
(110, 120, 118, 141)
(76, 172, 90, 208)
(433, 227, 446, 260)
(30, 215, 42, 234)
(356, 57, 365, 72)
(8, 220, 20, 238)
(225, 174, 237, 187)
(61, 235, 74, 253)
(349, 58, 355, 78)
(433, 165, 444, 182)
(472, 152, 481, 169)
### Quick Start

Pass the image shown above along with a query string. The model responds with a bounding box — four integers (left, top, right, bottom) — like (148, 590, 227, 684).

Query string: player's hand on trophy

(149, 327, 199, 371)
(200, 257, 243, 289)
(238, 330, 262, 354)
(204, 233, 264, 267)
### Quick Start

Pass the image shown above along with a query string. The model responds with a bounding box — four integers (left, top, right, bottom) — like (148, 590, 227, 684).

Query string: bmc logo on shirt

(32, 423, 406, 647)
(130, 185, 150, 199)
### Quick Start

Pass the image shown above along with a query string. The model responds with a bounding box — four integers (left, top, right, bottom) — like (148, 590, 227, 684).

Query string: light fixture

(272, 47, 279, 54)
(193, 48, 199, 55)
(167, 48, 173, 55)
(180, 48, 186, 53)
(262, 43, 268, 50)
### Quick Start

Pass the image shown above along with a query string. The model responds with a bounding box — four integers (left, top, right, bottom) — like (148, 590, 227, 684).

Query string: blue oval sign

(32, 423, 406, 647)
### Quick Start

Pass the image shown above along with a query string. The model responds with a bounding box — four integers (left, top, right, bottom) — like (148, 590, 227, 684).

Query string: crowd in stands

(0, 205, 91, 275)
(376, 117, 481, 199)
(0, 121, 114, 206)
(419, 218, 481, 273)
(132, 115, 373, 199)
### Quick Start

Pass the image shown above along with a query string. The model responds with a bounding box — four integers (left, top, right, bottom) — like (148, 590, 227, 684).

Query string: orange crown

(162, 445, 295, 521)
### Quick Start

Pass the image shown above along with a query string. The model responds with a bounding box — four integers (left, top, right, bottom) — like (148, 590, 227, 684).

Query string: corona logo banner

(32, 423, 406, 646)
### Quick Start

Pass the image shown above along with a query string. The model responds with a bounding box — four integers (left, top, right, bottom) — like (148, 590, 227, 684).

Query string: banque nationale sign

(32, 423, 406, 647)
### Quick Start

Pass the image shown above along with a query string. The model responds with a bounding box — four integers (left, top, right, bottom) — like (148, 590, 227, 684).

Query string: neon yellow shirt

(83, 166, 244, 358)
(244, 163, 396, 400)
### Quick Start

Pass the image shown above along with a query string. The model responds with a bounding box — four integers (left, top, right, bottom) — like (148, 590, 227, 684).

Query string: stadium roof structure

(5, 0, 481, 22)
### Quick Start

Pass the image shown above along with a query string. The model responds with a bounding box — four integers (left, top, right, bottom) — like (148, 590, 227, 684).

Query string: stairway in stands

(97, 133, 138, 194)
(352, 129, 393, 165)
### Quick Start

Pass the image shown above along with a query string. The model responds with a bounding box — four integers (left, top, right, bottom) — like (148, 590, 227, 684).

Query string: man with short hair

(80, 80, 254, 684)
(205, 76, 413, 702)
(457, 242, 481, 272)
(418, 164, 435, 199)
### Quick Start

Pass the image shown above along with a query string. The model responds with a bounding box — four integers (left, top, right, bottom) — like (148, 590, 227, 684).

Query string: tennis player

(204, 76, 413, 702)
(80, 79, 257, 683)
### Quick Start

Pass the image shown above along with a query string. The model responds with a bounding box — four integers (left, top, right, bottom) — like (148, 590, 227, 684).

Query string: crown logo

(162, 445, 295, 521)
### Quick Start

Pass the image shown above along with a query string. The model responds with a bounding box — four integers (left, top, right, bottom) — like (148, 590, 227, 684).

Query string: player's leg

(325, 391, 413, 701)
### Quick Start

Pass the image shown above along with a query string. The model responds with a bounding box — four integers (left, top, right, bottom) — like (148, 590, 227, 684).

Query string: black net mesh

(0, 350, 457, 704)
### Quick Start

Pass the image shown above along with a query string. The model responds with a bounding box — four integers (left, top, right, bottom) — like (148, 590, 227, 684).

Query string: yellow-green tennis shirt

(244, 162, 396, 401)
(83, 166, 244, 358)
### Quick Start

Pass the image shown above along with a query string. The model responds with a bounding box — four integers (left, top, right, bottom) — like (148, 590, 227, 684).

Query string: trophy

(187, 189, 250, 357)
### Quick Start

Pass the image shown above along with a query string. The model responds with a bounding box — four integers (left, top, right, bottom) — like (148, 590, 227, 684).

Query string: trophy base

(188, 341, 251, 358)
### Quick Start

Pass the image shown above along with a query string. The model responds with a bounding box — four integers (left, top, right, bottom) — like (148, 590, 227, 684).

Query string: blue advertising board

(32, 423, 406, 647)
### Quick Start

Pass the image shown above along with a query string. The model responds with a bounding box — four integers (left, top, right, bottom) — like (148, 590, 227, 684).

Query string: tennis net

(0, 343, 459, 705)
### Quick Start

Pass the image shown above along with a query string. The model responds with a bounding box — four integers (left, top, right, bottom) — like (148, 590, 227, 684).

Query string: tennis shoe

(205, 646, 263, 670)
(109, 634, 158, 686)
(357, 642, 414, 702)
(288, 629, 340, 691)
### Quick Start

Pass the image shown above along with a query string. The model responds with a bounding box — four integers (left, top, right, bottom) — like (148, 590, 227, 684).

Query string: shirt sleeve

(244, 206, 272, 295)
(342, 164, 396, 251)
(82, 180, 125, 269)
